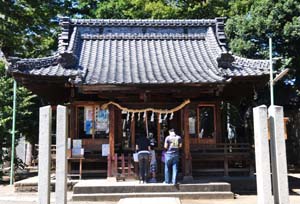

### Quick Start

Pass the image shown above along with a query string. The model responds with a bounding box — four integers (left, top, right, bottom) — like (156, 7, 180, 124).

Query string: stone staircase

(72, 179, 234, 201)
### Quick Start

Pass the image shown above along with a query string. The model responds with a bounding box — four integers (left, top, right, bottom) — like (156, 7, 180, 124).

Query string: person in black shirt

(136, 134, 150, 183)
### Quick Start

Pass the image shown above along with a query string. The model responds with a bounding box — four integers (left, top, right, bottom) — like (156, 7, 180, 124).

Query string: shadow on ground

(192, 174, 300, 195)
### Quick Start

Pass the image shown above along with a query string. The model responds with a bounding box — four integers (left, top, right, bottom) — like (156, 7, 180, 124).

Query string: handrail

(190, 143, 252, 154)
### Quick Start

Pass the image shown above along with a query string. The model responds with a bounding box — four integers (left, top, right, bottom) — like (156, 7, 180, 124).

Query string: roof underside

(9, 18, 269, 86)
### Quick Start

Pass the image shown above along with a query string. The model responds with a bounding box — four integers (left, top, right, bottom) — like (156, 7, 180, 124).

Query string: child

(149, 138, 157, 183)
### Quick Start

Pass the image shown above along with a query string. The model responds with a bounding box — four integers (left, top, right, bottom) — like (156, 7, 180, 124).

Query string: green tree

(225, 0, 300, 87)
(0, 60, 38, 175)
(0, 0, 81, 58)
(225, 0, 300, 166)
(93, 0, 229, 19)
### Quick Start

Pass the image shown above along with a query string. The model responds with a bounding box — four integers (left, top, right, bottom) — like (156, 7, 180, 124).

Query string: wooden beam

(79, 84, 219, 94)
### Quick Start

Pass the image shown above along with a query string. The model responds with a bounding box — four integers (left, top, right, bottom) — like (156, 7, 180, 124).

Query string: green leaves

(93, 0, 228, 19)
(0, 61, 38, 170)
(0, 0, 64, 58)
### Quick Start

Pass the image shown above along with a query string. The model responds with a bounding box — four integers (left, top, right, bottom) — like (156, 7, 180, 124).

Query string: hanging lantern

(143, 111, 147, 121)
(126, 112, 130, 121)
(131, 112, 135, 121)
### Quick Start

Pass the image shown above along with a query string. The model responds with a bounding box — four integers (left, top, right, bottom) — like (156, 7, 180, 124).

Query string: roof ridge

(15, 55, 59, 63)
(80, 33, 206, 40)
(69, 18, 217, 26)
(11, 55, 59, 70)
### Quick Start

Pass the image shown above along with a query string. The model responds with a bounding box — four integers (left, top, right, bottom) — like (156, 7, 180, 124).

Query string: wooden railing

(107, 153, 136, 180)
(32, 144, 56, 169)
(190, 143, 253, 176)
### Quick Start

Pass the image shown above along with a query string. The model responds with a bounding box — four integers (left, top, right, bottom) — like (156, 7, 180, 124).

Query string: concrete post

(38, 106, 52, 204)
(253, 105, 272, 204)
(56, 105, 68, 204)
(268, 105, 289, 204)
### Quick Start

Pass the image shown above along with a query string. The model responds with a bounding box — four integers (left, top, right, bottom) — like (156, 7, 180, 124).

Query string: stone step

(73, 182, 231, 194)
(72, 191, 234, 201)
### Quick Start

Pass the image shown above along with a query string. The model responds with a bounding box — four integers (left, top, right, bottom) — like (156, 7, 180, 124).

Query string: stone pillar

(38, 106, 52, 204)
(253, 105, 272, 204)
(25, 143, 32, 166)
(268, 105, 289, 204)
(56, 105, 68, 204)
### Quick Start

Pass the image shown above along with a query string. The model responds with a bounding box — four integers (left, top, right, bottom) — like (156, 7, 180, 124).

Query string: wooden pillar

(216, 101, 222, 143)
(116, 109, 122, 145)
(157, 113, 161, 148)
(92, 105, 95, 140)
(109, 105, 115, 161)
(74, 106, 78, 139)
(69, 104, 74, 140)
(107, 155, 112, 177)
(224, 144, 229, 176)
(131, 114, 135, 149)
(183, 106, 193, 181)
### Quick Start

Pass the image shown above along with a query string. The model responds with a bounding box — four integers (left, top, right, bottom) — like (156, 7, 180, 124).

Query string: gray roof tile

(9, 18, 269, 85)
(79, 34, 226, 84)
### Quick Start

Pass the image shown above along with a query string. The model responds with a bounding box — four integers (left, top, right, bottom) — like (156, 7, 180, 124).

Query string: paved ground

(1, 173, 300, 204)
(0, 184, 300, 204)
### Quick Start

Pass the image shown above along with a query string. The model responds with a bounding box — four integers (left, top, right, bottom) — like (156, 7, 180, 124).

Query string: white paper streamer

(138, 112, 141, 121)
(163, 113, 168, 121)
(169, 112, 174, 120)
(159, 113, 162, 123)
(150, 112, 154, 122)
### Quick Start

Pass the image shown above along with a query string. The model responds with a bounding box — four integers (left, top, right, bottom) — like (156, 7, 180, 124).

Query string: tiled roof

(9, 55, 81, 77)
(79, 32, 224, 84)
(222, 56, 270, 77)
(9, 17, 269, 85)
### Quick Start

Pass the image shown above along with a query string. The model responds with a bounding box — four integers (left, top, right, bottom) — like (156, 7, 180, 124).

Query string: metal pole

(10, 80, 17, 185)
(269, 37, 274, 106)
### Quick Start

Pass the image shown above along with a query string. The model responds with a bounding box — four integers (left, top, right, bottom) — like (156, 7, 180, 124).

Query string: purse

(133, 152, 139, 162)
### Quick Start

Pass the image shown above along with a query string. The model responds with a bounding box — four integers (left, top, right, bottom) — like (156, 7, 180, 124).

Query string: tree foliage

(225, 0, 300, 166)
(0, 61, 38, 173)
(93, 0, 229, 19)
(226, 0, 300, 89)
